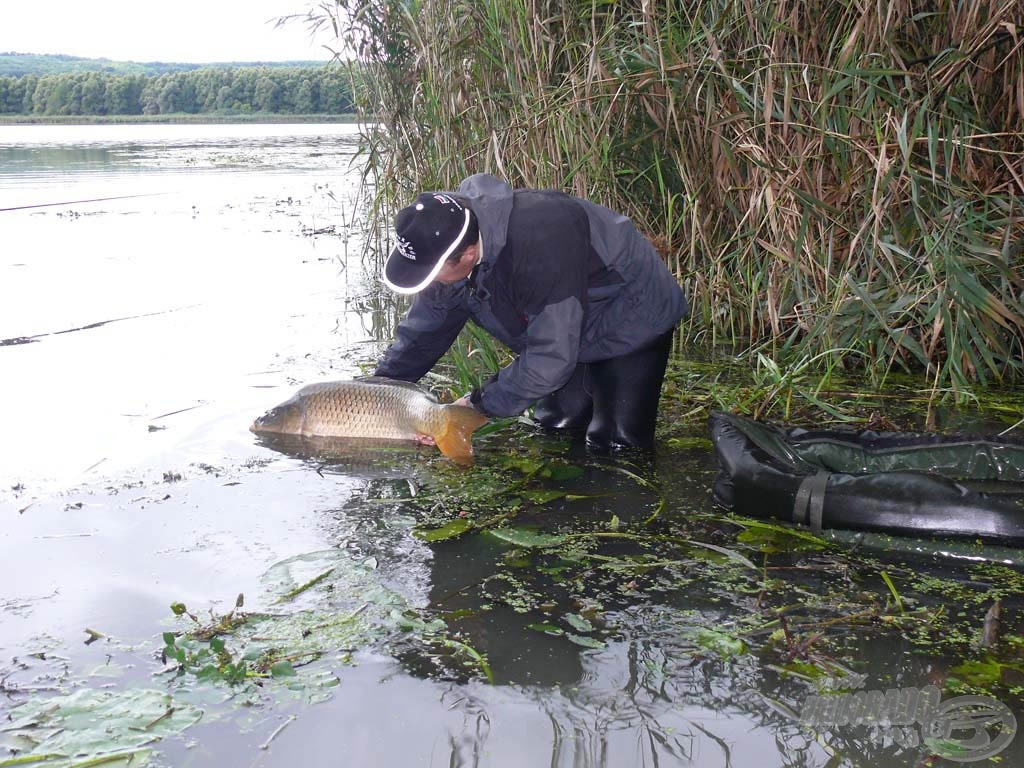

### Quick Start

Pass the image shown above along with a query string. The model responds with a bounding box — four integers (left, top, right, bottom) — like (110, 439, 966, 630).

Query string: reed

(316, 0, 1024, 398)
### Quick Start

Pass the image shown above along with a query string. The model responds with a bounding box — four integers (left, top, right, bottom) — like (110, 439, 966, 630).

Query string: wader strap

(793, 471, 830, 532)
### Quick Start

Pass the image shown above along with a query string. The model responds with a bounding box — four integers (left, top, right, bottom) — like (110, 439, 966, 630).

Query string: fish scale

(299, 381, 431, 438)
(251, 378, 486, 465)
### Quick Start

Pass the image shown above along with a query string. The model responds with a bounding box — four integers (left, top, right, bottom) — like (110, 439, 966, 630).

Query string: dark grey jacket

(374, 174, 689, 417)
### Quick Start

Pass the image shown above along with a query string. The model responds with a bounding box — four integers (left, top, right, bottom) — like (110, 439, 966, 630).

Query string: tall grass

(314, 0, 1023, 398)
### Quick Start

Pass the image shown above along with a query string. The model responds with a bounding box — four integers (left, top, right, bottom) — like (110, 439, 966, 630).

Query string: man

(374, 173, 688, 449)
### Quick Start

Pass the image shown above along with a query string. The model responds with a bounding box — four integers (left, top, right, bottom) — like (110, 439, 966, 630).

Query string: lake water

(1, 124, 1021, 768)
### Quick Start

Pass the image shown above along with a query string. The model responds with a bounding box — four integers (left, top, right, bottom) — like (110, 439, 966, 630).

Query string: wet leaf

(735, 520, 828, 549)
(521, 489, 566, 505)
(541, 462, 585, 481)
(779, 660, 829, 680)
(564, 614, 594, 633)
(270, 661, 297, 678)
(486, 528, 567, 549)
(757, 693, 802, 720)
(692, 628, 748, 659)
(565, 633, 606, 649)
(528, 623, 563, 635)
(685, 540, 757, 569)
(923, 736, 984, 760)
(414, 518, 473, 542)
(945, 658, 1021, 688)
(665, 437, 714, 450)
(504, 457, 543, 475)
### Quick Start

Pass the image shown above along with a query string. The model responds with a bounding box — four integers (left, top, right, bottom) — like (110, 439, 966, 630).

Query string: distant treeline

(0, 66, 355, 116)
(0, 52, 323, 77)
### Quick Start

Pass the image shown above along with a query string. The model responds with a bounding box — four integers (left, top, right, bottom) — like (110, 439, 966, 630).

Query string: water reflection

(252, 431, 433, 479)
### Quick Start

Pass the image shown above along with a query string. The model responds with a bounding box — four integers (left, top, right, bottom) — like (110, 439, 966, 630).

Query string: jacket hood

(455, 174, 514, 267)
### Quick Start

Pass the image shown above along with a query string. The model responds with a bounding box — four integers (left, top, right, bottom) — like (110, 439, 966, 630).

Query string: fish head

(250, 398, 304, 434)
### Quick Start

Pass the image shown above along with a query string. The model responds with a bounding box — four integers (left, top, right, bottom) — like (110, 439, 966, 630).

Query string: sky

(0, 0, 338, 63)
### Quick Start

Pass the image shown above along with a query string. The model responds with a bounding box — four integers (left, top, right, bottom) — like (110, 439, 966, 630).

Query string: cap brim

(382, 207, 472, 295)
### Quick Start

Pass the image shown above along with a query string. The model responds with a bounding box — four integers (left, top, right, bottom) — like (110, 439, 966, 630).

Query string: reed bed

(315, 0, 1023, 397)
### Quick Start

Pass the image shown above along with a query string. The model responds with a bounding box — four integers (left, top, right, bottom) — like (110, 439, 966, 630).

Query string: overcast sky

(1, 0, 338, 63)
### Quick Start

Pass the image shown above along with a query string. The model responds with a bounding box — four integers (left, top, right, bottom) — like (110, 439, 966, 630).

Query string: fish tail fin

(435, 405, 488, 466)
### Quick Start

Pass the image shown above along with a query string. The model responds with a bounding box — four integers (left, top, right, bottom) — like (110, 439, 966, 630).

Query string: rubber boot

(586, 329, 674, 450)
(532, 364, 593, 430)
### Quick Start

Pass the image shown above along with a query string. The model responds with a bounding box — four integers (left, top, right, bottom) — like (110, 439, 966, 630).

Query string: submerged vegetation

(318, 0, 1023, 398)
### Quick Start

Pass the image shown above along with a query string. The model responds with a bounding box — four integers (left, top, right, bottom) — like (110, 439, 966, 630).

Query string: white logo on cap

(396, 236, 417, 261)
(432, 193, 463, 210)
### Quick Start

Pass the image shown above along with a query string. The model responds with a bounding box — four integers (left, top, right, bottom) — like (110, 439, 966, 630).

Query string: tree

(80, 73, 106, 115)
(106, 74, 144, 114)
(295, 78, 314, 113)
(140, 78, 160, 115)
(20, 74, 38, 112)
(254, 73, 281, 112)
(215, 84, 233, 111)
(31, 75, 55, 114)
(156, 76, 182, 114)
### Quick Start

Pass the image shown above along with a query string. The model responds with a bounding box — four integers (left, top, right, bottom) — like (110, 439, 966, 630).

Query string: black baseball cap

(382, 192, 477, 294)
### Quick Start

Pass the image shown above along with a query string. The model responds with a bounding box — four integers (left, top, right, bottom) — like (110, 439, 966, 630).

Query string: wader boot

(532, 365, 593, 430)
(533, 329, 674, 450)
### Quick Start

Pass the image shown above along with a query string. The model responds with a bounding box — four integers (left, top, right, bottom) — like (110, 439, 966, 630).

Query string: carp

(251, 377, 487, 465)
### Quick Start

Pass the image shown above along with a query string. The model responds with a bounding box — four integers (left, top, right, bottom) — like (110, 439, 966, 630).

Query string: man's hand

(416, 394, 476, 447)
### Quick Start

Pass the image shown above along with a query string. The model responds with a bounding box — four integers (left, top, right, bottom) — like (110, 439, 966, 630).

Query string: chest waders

(532, 329, 674, 450)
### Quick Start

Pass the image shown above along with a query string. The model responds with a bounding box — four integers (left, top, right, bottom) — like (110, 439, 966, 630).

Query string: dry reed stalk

(318, 0, 1023, 396)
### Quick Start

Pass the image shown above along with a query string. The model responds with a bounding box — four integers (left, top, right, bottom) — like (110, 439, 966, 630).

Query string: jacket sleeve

(374, 284, 470, 382)
(471, 196, 591, 417)
(473, 298, 584, 417)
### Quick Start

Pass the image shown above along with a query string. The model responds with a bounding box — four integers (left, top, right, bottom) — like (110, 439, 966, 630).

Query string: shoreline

(0, 113, 359, 125)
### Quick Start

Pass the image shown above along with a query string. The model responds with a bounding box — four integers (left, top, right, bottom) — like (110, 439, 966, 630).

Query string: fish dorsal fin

(355, 376, 440, 402)
(435, 404, 488, 466)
